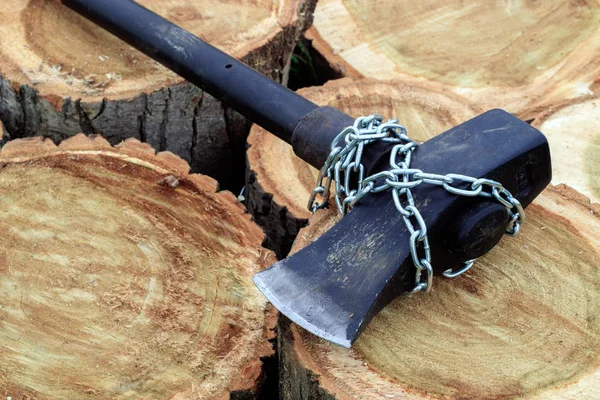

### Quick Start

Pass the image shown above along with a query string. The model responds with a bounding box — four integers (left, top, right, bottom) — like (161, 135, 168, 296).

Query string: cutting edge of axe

(60, 0, 552, 347)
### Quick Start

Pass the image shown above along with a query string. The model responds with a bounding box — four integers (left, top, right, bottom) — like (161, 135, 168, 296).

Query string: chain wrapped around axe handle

(61, 0, 552, 347)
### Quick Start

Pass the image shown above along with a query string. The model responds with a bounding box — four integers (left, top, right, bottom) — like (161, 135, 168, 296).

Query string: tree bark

(281, 185, 600, 400)
(0, 134, 277, 399)
(0, 0, 317, 189)
(245, 78, 480, 258)
(305, 0, 600, 120)
(533, 98, 600, 203)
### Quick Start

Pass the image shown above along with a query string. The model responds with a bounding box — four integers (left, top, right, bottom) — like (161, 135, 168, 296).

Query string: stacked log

(0, 0, 317, 188)
(0, 135, 276, 399)
(2, 1, 600, 398)
(305, 0, 600, 119)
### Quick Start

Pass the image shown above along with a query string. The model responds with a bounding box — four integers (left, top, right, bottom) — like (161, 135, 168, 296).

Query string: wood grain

(0, 0, 316, 186)
(0, 134, 277, 399)
(306, 0, 600, 119)
(283, 185, 600, 400)
(533, 98, 600, 203)
(244, 79, 600, 399)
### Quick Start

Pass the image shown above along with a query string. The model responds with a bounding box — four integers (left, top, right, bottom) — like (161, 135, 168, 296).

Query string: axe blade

(254, 110, 552, 347)
(253, 263, 357, 348)
(253, 193, 411, 348)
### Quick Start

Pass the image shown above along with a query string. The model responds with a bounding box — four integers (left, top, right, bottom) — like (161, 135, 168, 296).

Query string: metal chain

(308, 115, 524, 294)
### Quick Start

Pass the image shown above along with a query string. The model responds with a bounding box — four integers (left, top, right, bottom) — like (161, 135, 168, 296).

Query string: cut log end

(283, 186, 600, 399)
(2, 0, 303, 101)
(246, 78, 480, 257)
(309, 0, 600, 118)
(533, 97, 600, 203)
(0, 135, 276, 399)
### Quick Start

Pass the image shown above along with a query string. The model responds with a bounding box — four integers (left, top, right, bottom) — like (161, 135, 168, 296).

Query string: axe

(60, 0, 552, 348)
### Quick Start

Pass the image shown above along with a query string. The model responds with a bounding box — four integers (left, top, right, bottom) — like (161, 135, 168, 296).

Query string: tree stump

(282, 185, 600, 399)
(0, 135, 277, 399)
(305, 0, 600, 119)
(0, 0, 316, 188)
(246, 78, 480, 258)
(533, 98, 600, 203)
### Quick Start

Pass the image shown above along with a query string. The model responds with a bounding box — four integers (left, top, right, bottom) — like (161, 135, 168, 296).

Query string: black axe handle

(60, 0, 354, 168)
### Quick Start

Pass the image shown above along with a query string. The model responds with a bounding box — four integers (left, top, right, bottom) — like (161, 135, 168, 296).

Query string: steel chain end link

(307, 115, 525, 294)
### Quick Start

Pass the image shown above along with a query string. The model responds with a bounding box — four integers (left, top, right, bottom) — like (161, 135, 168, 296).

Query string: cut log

(533, 98, 600, 203)
(305, 1, 600, 119)
(282, 185, 600, 399)
(246, 78, 481, 258)
(0, 134, 277, 399)
(0, 0, 316, 188)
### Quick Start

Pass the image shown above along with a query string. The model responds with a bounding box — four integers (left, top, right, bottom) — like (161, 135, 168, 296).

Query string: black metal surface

(254, 109, 552, 347)
(291, 106, 355, 169)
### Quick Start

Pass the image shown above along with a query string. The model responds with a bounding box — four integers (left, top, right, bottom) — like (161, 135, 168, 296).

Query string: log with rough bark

(0, 135, 277, 399)
(0, 0, 316, 188)
(305, 0, 600, 120)
(533, 98, 600, 203)
(246, 78, 480, 258)
(282, 185, 600, 399)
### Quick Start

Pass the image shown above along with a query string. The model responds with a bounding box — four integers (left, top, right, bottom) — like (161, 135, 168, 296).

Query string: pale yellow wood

(533, 98, 600, 203)
(308, 0, 600, 119)
(0, 0, 315, 188)
(0, 135, 276, 399)
(1, 0, 303, 102)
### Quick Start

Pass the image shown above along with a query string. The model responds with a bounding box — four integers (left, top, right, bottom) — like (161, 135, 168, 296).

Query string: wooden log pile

(1, 1, 599, 399)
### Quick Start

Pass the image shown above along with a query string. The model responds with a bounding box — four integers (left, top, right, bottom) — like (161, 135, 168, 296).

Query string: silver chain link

(308, 115, 524, 293)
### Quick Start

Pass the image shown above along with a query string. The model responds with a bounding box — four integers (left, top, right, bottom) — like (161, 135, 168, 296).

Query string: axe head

(254, 109, 552, 347)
